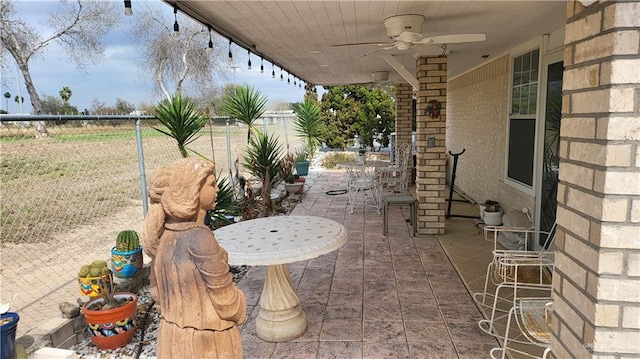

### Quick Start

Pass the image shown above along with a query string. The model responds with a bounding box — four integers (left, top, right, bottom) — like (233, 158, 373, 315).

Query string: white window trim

(504, 41, 543, 196)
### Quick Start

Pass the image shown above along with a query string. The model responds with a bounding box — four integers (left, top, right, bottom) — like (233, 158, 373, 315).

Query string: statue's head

(148, 158, 216, 221)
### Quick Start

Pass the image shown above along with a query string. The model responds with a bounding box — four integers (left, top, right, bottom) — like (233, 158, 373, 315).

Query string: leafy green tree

(115, 98, 135, 114)
(223, 85, 267, 142)
(59, 86, 72, 105)
(40, 95, 64, 114)
(318, 85, 395, 149)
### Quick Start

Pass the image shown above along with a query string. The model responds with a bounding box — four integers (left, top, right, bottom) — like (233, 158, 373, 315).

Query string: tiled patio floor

(236, 169, 499, 358)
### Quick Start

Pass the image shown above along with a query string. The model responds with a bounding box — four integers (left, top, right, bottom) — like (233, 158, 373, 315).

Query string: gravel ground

(70, 169, 323, 358)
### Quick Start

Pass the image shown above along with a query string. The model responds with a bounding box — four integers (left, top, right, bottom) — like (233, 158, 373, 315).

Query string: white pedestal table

(214, 215, 348, 342)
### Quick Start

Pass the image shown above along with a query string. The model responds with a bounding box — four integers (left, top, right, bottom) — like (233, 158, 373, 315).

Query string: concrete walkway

(237, 170, 498, 358)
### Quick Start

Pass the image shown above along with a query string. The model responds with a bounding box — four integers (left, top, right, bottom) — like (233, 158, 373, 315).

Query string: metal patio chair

(473, 222, 556, 342)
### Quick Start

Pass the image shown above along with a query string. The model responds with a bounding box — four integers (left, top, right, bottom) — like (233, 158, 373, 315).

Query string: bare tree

(131, 3, 227, 102)
(0, 0, 118, 137)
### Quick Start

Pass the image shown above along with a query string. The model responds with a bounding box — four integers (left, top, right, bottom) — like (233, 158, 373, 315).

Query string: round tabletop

(214, 216, 348, 266)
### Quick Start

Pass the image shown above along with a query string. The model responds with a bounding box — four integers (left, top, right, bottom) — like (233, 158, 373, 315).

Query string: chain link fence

(0, 115, 302, 337)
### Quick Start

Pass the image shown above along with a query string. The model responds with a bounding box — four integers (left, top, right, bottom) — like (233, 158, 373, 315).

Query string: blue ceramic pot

(295, 161, 309, 176)
(1, 312, 19, 359)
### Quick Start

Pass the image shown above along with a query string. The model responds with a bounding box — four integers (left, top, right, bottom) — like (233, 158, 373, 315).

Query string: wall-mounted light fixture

(271, 63, 275, 78)
(123, 0, 132, 16)
(247, 50, 252, 70)
(280, 68, 283, 81)
(228, 39, 233, 61)
(207, 26, 213, 50)
(260, 57, 264, 73)
(287, 73, 290, 84)
(173, 4, 179, 32)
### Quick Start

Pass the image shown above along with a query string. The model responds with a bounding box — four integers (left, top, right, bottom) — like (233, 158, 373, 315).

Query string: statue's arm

(189, 229, 247, 324)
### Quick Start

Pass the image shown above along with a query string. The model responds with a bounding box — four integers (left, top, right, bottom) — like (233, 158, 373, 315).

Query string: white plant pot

(483, 210, 503, 226)
(479, 205, 486, 220)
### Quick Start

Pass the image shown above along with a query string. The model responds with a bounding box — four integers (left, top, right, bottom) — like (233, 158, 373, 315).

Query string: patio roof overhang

(162, 1, 566, 88)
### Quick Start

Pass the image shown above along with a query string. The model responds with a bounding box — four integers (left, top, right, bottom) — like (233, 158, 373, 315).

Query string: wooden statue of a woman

(142, 158, 246, 358)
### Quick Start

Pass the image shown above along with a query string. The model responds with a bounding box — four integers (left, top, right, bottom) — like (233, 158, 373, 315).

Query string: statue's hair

(141, 158, 215, 257)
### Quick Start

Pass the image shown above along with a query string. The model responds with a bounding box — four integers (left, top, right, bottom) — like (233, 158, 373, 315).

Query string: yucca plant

(243, 132, 284, 217)
(153, 93, 208, 158)
(154, 93, 240, 223)
(223, 85, 267, 142)
(292, 98, 323, 161)
(207, 175, 239, 229)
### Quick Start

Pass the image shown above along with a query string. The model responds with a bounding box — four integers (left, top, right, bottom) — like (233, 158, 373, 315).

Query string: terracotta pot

(110, 247, 143, 278)
(82, 292, 138, 350)
(293, 177, 305, 194)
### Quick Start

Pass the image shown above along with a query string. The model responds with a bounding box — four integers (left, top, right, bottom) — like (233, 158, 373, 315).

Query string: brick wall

(395, 83, 414, 153)
(447, 56, 535, 212)
(415, 57, 447, 234)
(550, 1, 640, 358)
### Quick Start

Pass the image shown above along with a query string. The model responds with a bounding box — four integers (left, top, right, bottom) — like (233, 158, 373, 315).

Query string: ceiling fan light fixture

(396, 41, 412, 51)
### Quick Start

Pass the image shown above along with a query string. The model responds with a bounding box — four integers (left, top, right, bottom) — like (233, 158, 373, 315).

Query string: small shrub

(321, 152, 356, 169)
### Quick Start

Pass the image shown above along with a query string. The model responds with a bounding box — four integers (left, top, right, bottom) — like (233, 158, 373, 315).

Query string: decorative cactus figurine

(115, 230, 140, 252)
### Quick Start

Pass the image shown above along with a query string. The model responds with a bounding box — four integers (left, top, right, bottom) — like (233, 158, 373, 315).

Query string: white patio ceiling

(169, 1, 566, 86)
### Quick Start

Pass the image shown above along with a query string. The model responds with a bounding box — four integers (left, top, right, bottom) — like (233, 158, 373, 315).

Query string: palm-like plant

(207, 175, 239, 229)
(153, 93, 208, 158)
(243, 132, 284, 217)
(292, 98, 323, 161)
(3, 92, 10, 112)
(223, 85, 267, 142)
(153, 93, 240, 226)
(59, 86, 72, 105)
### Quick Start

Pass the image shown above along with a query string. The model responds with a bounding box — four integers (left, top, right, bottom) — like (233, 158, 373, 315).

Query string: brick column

(415, 57, 447, 235)
(395, 83, 414, 153)
(550, 1, 640, 358)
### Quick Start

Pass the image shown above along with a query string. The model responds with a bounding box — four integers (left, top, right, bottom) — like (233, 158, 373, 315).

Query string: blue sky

(1, 1, 306, 114)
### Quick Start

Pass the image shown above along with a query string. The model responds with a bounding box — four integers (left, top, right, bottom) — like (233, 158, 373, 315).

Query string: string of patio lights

(124, 1, 318, 93)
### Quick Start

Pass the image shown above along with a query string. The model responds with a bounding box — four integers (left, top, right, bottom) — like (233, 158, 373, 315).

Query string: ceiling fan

(332, 14, 486, 57)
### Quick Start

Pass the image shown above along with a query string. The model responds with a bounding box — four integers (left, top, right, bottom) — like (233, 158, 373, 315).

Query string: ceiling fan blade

(360, 44, 395, 57)
(331, 41, 391, 48)
(417, 34, 486, 45)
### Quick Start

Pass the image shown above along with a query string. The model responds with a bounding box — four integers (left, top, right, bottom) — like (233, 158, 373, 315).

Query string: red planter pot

(82, 292, 138, 350)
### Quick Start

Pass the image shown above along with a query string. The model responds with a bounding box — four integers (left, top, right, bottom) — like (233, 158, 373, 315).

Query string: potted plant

(481, 200, 503, 226)
(292, 98, 323, 164)
(82, 270, 138, 350)
(110, 230, 143, 278)
(284, 175, 304, 195)
(294, 148, 310, 176)
(78, 260, 113, 298)
(1, 312, 19, 359)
